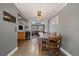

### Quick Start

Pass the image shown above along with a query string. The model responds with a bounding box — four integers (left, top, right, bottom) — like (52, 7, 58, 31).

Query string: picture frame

(3, 11, 16, 23)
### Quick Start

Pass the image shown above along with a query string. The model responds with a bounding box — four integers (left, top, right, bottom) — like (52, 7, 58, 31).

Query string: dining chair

(39, 38, 49, 54)
(48, 33, 62, 56)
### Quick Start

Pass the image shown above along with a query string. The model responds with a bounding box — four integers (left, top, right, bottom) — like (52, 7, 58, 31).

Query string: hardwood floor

(12, 36, 65, 56)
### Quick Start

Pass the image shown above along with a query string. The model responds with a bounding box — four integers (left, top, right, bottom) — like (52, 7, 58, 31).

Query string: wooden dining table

(38, 33, 49, 39)
(38, 33, 62, 55)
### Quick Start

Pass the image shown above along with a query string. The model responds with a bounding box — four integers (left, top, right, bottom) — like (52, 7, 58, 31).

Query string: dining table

(38, 33, 62, 55)
(38, 33, 49, 39)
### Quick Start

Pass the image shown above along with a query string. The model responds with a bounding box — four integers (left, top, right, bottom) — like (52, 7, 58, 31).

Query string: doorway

(17, 14, 26, 47)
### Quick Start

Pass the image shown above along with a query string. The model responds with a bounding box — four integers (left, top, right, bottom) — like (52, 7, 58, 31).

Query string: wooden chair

(48, 34, 62, 56)
(39, 38, 43, 51)
(39, 38, 49, 54)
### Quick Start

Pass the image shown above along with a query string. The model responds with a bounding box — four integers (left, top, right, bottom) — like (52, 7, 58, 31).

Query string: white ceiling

(14, 3, 65, 23)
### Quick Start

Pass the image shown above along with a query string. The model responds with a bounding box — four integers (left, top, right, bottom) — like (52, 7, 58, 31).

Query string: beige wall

(0, 3, 27, 56)
(49, 3, 79, 56)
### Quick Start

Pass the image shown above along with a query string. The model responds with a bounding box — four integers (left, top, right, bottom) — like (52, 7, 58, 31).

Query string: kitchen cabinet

(18, 32, 26, 41)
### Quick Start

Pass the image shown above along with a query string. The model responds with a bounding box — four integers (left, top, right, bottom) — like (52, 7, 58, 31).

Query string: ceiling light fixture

(37, 11, 42, 20)
(32, 22, 35, 24)
(41, 22, 44, 24)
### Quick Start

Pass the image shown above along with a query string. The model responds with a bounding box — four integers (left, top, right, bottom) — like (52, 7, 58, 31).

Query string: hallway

(13, 36, 40, 56)
(13, 36, 43, 56)
(1, 3, 79, 56)
(12, 36, 65, 56)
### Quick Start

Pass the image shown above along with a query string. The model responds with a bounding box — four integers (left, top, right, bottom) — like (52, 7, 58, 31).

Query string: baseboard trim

(60, 47, 72, 56)
(7, 47, 18, 56)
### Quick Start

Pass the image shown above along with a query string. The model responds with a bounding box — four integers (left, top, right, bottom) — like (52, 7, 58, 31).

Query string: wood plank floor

(12, 36, 65, 56)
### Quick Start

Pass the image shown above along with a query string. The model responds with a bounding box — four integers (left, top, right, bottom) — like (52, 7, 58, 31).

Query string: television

(19, 25, 23, 30)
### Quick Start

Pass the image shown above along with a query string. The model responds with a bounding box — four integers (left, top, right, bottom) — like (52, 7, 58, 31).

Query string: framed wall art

(3, 11, 16, 23)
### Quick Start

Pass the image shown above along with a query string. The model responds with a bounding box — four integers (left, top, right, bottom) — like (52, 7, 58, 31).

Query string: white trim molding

(60, 47, 72, 56)
(49, 3, 68, 20)
(7, 47, 18, 56)
(55, 3, 68, 15)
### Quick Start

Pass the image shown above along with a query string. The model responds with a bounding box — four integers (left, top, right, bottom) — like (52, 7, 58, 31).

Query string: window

(51, 15, 59, 25)
(31, 25, 45, 32)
